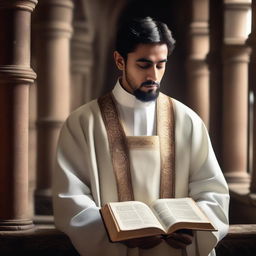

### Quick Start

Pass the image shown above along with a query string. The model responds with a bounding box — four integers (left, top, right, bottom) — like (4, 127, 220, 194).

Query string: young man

(53, 17, 229, 256)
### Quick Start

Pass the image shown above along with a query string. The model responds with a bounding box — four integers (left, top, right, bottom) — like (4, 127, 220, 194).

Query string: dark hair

(116, 17, 175, 59)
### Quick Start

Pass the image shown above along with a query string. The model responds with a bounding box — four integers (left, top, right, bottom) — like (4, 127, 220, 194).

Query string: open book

(100, 197, 217, 242)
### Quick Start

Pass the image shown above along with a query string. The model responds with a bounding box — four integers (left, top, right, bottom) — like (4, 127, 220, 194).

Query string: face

(114, 43, 168, 102)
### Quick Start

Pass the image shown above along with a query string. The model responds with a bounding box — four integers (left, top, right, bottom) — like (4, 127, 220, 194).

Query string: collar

(112, 79, 156, 109)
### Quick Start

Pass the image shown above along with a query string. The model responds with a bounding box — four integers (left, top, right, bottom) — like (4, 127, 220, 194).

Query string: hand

(164, 229, 193, 249)
(122, 235, 162, 249)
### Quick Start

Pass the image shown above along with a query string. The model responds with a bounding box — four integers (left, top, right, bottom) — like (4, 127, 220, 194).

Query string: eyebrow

(136, 58, 168, 64)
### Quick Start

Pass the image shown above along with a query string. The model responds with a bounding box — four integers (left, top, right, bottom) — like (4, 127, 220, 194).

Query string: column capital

(223, 44, 251, 63)
(0, 0, 38, 12)
(0, 65, 36, 84)
(0, 219, 34, 231)
(225, 38, 250, 45)
(71, 21, 94, 73)
(224, 171, 250, 183)
(224, 0, 251, 44)
(72, 21, 94, 45)
(224, 0, 251, 9)
(39, 0, 73, 8)
(189, 22, 209, 35)
(34, 0, 74, 39)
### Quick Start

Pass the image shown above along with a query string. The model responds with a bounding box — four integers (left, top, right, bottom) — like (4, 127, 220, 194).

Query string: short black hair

(116, 17, 175, 59)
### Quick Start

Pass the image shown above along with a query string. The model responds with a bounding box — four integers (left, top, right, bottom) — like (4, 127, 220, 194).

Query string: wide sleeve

(52, 111, 126, 256)
(188, 114, 230, 256)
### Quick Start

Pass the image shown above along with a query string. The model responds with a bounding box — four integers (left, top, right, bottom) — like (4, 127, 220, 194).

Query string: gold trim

(98, 93, 134, 201)
(157, 93, 175, 198)
(98, 92, 175, 201)
(127, 136, 159, 149)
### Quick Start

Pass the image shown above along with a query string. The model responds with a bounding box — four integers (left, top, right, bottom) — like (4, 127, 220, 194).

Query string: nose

(146, 66, 158, 81)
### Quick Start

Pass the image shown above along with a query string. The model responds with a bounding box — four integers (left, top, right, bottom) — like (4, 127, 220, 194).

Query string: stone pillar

(186, 0, 210, 127)
(71, 21, 93, 110)
(248, 0, 256, 192)
(28, 80, 37, 217)
(0, 0, 37, 230)
(34, 0, 73, 214)
(222, 0, 251, 183)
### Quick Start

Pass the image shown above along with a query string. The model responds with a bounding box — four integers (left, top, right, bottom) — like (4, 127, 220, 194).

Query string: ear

(114, 51, 125, 70)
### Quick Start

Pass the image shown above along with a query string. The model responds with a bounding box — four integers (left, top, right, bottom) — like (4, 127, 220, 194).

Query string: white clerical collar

(112, 79, 156, 136)
(112, 79, 156, 109)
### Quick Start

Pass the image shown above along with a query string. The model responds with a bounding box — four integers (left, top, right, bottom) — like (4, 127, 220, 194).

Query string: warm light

(246, 8, 252, 37)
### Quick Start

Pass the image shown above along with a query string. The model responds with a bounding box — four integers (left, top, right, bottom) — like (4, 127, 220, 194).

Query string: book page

(109, 201, 164, 231)
(151, 198, 209, 230)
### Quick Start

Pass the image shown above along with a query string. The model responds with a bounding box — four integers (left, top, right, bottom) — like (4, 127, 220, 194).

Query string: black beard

(134, 87, 160, 102)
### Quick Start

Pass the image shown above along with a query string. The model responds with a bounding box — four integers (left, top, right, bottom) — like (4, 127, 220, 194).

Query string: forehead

(128, 43, 168, 61)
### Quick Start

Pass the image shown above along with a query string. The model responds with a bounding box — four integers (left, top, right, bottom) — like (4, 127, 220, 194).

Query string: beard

(134, 85, 160, 102)
(125, 70, 160, 102)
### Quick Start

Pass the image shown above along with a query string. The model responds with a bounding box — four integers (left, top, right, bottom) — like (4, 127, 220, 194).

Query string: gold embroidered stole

(98, 94, 134, 201)
(157, 93, 175, 198)
(98, 92, 175, 201)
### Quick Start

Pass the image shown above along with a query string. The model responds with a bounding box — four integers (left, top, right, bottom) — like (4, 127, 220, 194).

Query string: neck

(120, 78, 134, 95)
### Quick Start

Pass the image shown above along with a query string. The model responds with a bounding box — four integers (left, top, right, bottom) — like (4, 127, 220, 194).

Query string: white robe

(53, 86, 229, 256)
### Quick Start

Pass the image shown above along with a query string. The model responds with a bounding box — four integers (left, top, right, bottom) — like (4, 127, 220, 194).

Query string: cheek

(158, 69, 166, 80)
(128, 68, 145, 82)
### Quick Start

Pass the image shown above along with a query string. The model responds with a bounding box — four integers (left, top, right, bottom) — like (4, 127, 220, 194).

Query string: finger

(165, 237, 188, 249)
(138, 236, 162, 249)
(164, 233, 193, 249)
(168, 233, 193, 245)
(123, 236, 162, 249)
(123, 237, 145, 248)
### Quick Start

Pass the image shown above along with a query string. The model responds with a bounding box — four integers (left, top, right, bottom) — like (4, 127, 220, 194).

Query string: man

(53, 17, 229, 256)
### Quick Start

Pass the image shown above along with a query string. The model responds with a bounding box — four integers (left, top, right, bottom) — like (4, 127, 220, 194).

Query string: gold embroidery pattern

(98, 93, 134, 201)
(127, 136, 159, 149)
(157, 93, 176, 198)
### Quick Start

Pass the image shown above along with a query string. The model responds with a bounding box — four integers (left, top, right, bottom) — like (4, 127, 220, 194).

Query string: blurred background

(30, 0, 254, 221)
(0, 0, 256, 255)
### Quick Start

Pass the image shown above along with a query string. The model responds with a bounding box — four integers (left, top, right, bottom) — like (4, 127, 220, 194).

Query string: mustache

(140, 80, 160, 87)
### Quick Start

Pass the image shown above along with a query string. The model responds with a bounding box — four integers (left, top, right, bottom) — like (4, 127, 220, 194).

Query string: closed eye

(156, 64, 165, 69)
(137, 64, 151, 69)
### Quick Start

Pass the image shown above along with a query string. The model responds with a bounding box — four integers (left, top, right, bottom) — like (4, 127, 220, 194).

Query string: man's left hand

(122, 235, 162, 249)
(164, 230, 193, 249)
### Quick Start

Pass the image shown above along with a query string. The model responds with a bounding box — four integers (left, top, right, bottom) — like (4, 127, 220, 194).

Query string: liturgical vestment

(53, 81, 229, 256)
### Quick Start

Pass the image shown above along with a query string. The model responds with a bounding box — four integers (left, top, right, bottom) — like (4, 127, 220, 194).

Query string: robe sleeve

(52, 111, 126, 256)
(188, 114, 230, 256)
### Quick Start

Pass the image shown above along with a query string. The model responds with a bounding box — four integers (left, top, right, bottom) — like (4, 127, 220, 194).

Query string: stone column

(0, 0, 37, 230)
(248, 0, 256, 192)
(186, 0, 210, 127)
(71, 21, 93, 110)
(34, 0, 73, 214)
(222, 0, 251, 183)
(28, 80, 37, 217)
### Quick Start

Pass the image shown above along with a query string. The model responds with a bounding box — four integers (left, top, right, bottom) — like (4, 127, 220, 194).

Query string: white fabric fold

(53, 87, 229, 256)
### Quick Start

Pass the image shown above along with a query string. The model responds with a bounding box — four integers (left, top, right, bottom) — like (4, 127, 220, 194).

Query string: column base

(224, 172, 250, 183)
(34, 189, 53, 215)
(0, 219, 34, 231)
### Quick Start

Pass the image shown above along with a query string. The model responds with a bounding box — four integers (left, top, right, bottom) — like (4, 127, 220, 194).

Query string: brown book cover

(100, 198, 217, 242)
